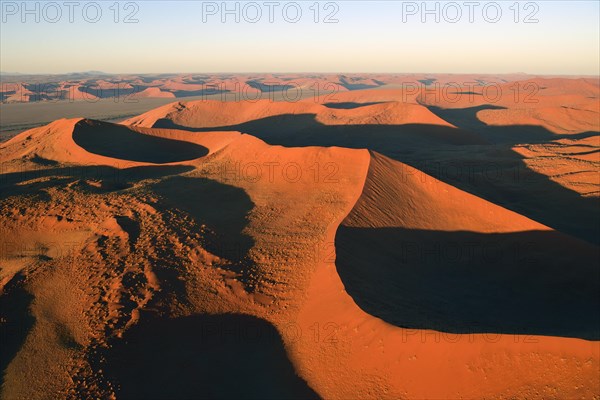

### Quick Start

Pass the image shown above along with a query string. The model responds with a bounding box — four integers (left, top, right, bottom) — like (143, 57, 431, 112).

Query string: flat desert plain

(0, 74, 599, 399)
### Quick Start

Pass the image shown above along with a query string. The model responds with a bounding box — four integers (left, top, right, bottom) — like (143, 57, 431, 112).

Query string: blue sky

(1, 1, 598, 74)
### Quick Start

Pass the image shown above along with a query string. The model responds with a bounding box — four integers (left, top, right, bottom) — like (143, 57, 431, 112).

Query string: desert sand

(0, 74, 599, 399)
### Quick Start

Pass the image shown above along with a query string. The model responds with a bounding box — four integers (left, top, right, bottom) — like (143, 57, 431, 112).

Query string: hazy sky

(1, 0, 598, 75)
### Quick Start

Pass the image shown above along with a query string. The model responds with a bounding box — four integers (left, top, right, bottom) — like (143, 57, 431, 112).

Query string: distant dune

(123, 99, 456, 128)
(129, 87, 175, 99)
(5, 73, 595, 104)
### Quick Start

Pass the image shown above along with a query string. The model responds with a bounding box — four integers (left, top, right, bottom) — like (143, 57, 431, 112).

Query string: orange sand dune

(129, 87, 175, 99)
(0, 118, 239, 166)
(1, 117, 598, 399)
(335, 152, 599, 336)
(120, 98, 486, 151)
(124, 92, 598, 242)
(4, 73, 592, 104)
(477, 105, 600, 135)
(0, 83, 33, 102)
(513, 135, 600, 196)
(343, 152, 548, 232)
(122, 99, 455, 129)
(65, 85, 100, 101)
(157, 80, 207, 92)
(418, 78, 600, 135)
(295, 152, 599, 398)
(302, 78, 600, 136)
(91, 80, 134, 90)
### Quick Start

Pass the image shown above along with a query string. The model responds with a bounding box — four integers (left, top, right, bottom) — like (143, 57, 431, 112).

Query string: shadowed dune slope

(104, 313, 319, 400)
(72, 119, 208, 163)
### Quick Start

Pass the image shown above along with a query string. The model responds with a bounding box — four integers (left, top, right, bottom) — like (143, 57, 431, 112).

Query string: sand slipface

(0, 91, 598, 399)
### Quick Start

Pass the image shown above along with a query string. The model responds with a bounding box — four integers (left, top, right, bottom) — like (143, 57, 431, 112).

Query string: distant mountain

(68, 70, 110, 76)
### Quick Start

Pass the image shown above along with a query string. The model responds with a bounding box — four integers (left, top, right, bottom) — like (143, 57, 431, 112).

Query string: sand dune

(123, 99, 455, 128)
(64, 85, 100, 101)
(1, 113, 598, 399)
(129, 87, 175, 99)
(419, 78, 600, 136)
(122, 99, 485, 150)
(0, 118, 239, 166)
(477, 106, 600, 135)
(513, 135, 600, 197)
(336, 152, 599, 338)
(4, 73, 596, 106)
(121, 95, 600, 245)
(342, 152, 548, 232)
(0, 83, 33, 103)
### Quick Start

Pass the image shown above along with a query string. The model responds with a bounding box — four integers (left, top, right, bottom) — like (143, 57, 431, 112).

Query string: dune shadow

(102, 312, 319, 400)
(0, 273, 35, 388)
(418, 78, 437, 86)
(150, 176, 257, 284)
(76, 86, 138, 99)
(73, 119, 208, 163)
(172, 89, 231, 98)
(246, 80, 296, 93)
(335, 226, 600, 340)
(153, 110, 599, 244)
(427, 105, 598, 144)
(423, 105, 600, 243)
(115, 215, 140, 251)
(338, 76, 383, 91)
(322, 102, 386, 109)
(153, 113, 484, 147)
